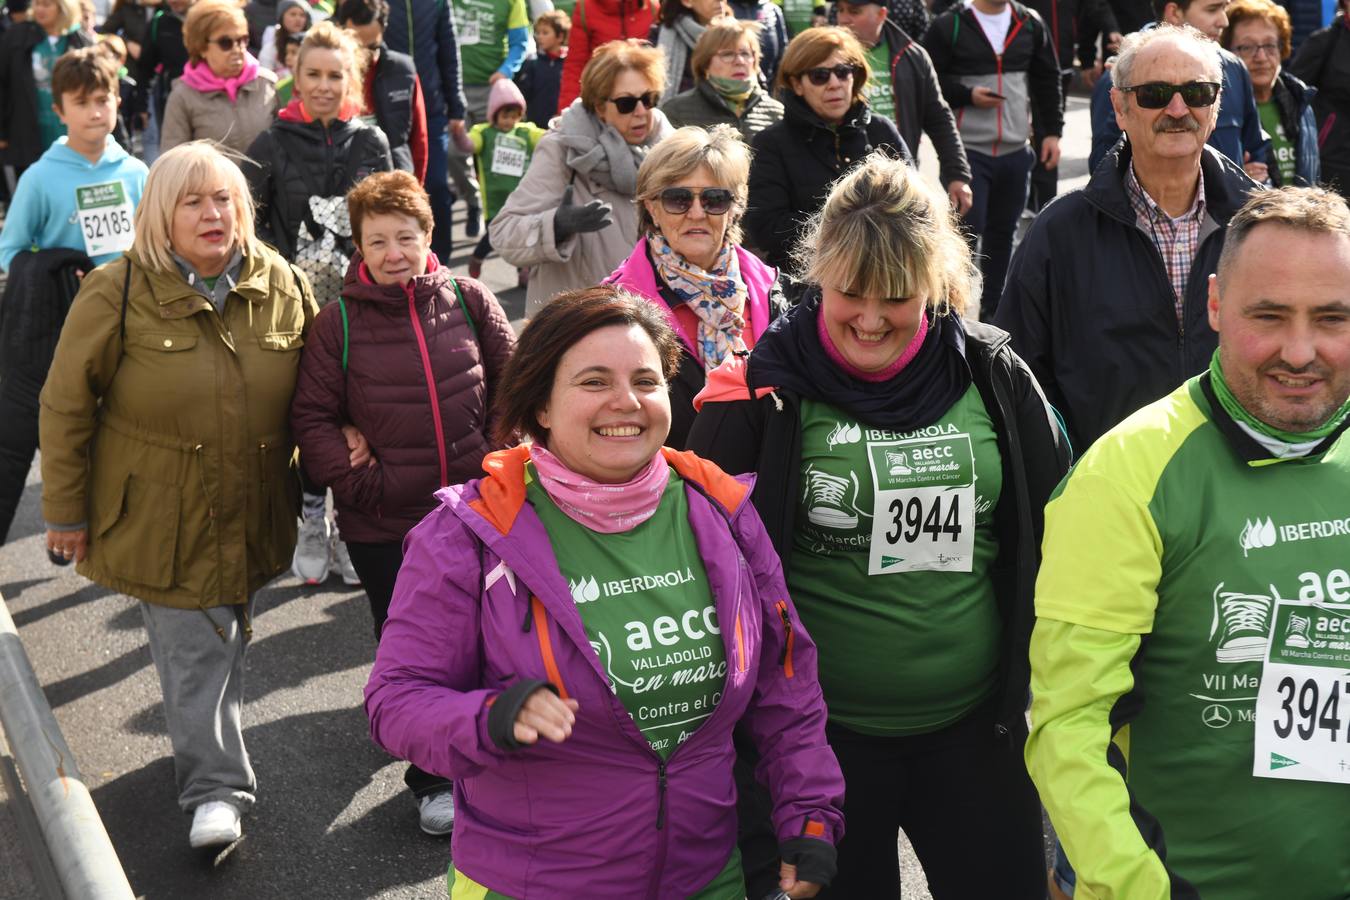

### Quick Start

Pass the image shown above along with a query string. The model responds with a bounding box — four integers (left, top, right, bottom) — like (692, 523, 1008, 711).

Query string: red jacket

(558, 0, 658, 112)
(290, 255, 515, 543)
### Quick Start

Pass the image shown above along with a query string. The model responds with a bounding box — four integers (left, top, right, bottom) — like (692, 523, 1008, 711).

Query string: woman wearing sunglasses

(492, 39, 675, 319)
(160, 0, 277, 154)
(690, 153, 1069, 898)
(603, 125, 786, 449)
(744, 26, 911, 276)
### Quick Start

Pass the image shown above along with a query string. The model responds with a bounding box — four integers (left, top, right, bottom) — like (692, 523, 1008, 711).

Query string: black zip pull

(522, 598, 534, 633)
(655, 761, 668, 830)
(778, 603, 792, 666)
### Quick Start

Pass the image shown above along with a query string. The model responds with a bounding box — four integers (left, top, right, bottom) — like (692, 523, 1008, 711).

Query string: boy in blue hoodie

(0, 45, 148, 271)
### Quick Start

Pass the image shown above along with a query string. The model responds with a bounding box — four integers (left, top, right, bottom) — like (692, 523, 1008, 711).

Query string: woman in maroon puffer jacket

(290, 170, 515, 834)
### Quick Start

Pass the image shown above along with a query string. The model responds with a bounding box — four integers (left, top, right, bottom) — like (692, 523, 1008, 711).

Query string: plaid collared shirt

(1123, 163, 1207, 322)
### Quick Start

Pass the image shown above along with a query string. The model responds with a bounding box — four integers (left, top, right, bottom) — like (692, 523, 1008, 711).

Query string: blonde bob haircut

(635, 124, 750, 244)
(796, 152, 977, 316)
(774, 27, 870, 105)
(131, 141, 257, 274)
(296, 20, 370, 107)
(578, 38, 666, 115)
(183, 0, 249, 64)
(41, 0, 82, 35)
(690, 17, 762, 82)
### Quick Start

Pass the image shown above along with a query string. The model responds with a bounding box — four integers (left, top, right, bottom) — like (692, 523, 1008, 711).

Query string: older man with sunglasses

(996, 24, 1264, 455)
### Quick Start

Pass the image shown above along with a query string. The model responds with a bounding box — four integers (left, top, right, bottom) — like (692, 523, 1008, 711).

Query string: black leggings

(345, 539, 452, 798)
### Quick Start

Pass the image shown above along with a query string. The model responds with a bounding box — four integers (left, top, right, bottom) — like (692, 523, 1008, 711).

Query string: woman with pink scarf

(160, 0, 277, 154)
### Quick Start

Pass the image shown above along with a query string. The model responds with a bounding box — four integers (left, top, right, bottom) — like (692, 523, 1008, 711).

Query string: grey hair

(1217, 187, 1350, 287)
(1113, 23, 1223, 90)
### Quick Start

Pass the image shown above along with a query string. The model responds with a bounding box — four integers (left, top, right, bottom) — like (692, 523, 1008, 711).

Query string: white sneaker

(418, 790, 454, 836)
(189, 800, 241, 848)
(292, 515, 331, 585)
(332, 535, 360, 586)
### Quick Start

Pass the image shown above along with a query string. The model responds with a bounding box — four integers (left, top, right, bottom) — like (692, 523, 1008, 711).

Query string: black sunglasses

(607, 92, 661, 114)
(1119, 80, 1221, 109)
(803, 64, 863, 87)
(658, 187, 735, 216)
(210, 34, 249, 52)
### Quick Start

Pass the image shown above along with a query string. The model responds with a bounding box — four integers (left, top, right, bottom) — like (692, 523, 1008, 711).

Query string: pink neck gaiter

(817, 306, 930, 383)
(180, 53, 260, 103)
(529, 444, 671, 534)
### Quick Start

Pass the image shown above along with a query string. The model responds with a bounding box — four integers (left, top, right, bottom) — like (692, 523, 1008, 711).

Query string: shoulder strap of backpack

(338, 295, 350, 371)
(451, 277, 478, 340)
(119, 256, 131, 342)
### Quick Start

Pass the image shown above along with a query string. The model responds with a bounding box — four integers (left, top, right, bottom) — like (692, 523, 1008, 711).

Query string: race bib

(76, 181, 135, 258)
(490, 134, 527, 177)
(1253, 599, 1350, 784)
(865, 434, 975, 575)
(458, 15, 481, 44)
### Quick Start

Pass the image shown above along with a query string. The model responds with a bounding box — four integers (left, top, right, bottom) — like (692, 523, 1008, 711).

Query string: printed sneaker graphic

(1284, 611, 1313, 648)
(1240, 516, 1277, 556)
(569, 576, 600, 605)
(1210, 582, 1274, 663)
(827, 422, 862, 450)
(885, 449, 913, 476)
(803, 465, 864, 529)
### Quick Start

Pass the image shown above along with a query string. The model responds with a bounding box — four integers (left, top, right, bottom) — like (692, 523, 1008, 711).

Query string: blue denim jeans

(965, 144, 1034, 320)
(425, 113, 454, 260)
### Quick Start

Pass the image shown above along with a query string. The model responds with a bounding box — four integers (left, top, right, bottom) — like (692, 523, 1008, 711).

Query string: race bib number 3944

(865, 434, 975, 575)
(76, 181, 134, 258)
(1253, 600, 1350, 785)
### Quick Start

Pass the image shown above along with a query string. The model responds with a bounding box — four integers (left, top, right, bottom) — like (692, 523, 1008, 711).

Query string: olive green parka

(39, 244, 319, 610)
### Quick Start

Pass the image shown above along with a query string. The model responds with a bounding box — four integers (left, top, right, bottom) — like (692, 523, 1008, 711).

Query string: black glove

(552, 184, 613, 243)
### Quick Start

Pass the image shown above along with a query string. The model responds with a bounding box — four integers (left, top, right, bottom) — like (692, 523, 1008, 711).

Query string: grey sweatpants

(448, 82, 491, 210)
(140, 598, 256, 814)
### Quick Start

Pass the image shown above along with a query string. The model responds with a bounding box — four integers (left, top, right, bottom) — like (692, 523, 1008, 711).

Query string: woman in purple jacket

(289, 170, 516, 837)
(364, 286, 844, 899)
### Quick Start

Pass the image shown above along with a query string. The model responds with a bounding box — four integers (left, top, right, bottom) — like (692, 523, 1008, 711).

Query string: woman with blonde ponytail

(689, 152, 1070, 899)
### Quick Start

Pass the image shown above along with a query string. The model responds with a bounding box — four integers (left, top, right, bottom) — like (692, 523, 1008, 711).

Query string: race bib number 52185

(76, 181, 134, 258)
(1253, 600, 1350, 784)
(865, 434, 975, 575)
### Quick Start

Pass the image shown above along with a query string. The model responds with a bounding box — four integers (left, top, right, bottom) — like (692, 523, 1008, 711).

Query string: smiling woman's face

(171, 175, 237, 277)
(643, 164, 732, 270)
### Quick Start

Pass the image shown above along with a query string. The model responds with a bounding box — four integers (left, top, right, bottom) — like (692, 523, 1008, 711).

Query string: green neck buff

(709, 76, 754, 114)
(1209, 349, 1350, 443)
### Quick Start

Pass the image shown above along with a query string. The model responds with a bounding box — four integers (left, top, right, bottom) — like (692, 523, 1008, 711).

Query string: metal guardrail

(0, 593, 135, 900)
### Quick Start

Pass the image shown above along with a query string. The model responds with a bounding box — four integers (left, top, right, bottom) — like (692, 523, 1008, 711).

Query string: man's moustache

(1155, 115, 1200, 133)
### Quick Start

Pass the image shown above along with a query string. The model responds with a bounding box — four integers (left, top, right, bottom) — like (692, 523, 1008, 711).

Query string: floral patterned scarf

(649, 233, 748, 371)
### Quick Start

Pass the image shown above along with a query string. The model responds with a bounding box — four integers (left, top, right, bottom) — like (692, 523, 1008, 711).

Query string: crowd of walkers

(2, 0, 1350, 897)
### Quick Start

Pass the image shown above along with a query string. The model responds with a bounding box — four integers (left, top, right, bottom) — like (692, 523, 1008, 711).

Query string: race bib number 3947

(1253, 600, 1350, 785)
(76, 181, 134, 258)
(865, 434, 975, 575)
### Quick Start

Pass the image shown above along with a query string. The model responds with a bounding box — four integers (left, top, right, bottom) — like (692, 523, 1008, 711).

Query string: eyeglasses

(1233, 42, 1281, 59)
(803, 64, 863, 86)
(658, 187, 735, 216)
(209, 34, 249, 52)
(714, 49, 757, 63)
(607, 92, 661, 114)
(1119, 80, 1221, 109)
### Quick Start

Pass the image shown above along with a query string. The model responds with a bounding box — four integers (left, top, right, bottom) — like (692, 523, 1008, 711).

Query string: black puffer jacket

(244, 112, 393, 261)
(994, 142, 1261, 452)
(1290, 16, 1350, 197)
(0, 23, 93, 168)
(744, 94, 912, 272)
(687, 311, 1070, 738)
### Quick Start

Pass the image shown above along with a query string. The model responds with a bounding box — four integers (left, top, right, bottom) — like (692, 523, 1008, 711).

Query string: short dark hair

(51, 47, 120, 107)
(1153, 0, 1195, 21)
(492, 287, 683, 446)
(334, 0, 388, 29)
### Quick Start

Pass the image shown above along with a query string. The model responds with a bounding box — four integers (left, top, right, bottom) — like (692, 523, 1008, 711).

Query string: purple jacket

(364, 445, 844, 898)
(290, 254, 515, 544)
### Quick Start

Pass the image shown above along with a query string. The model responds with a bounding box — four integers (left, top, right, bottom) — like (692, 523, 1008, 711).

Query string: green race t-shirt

(33, 35, 70, 154)
(1258, 99, 1297, 186)
(526, 466, 727, 760)
(862, 41, 895, 123)
(453, 0, 529, 86)
(778, 0, 818, 35)
(450, 848, 743, 899)
(787, 385, 1003, 735)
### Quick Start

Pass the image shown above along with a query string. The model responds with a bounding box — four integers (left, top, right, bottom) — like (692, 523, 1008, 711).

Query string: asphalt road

(0, 94, 1091, 900)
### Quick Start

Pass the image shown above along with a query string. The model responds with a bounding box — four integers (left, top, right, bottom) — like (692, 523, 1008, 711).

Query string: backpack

(292, 194, 356, 307)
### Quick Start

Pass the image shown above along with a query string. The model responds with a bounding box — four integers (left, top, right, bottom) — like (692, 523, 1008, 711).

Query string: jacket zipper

(527, 596, 569, 699)
(973, 9, 1025, 157)
(405, 284, 449, 485)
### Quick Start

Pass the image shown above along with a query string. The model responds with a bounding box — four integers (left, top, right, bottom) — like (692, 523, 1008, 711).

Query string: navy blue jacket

(1266, 69, 1320, 187)
(515, 51, 564, 128)
(1089, 45, 1268, 172)
(732, 0, 789, 86)
(384, 0, 467, 122)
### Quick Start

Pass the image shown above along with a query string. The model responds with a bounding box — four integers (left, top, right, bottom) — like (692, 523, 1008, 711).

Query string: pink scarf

(180, 53, 261, 103)
(529, 444, 670, 534)
(817, 307, 930, 383)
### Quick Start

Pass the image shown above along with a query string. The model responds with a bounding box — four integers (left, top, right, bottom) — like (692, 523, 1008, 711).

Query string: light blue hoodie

(0, 136, 148, 271)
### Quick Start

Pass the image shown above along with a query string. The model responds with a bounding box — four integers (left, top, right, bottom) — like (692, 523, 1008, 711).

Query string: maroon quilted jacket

(290, 254, 515, 544)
